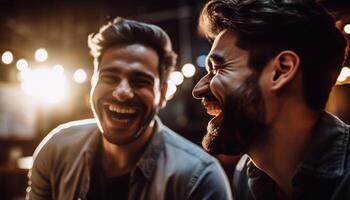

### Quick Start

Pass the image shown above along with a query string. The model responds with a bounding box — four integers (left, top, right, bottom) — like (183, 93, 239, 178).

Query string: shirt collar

(296, 111, 349, 178)
(134, 117, 165, 180)
(81, 118, 165, 181)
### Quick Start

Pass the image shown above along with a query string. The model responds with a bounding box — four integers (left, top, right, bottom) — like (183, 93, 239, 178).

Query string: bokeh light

(1, 51, 14, 64)
(181, 63, 196, 78)
(166, 80, 177, 100)
(337, 66, 350, 82)
(34, 48, 48, 62)
(17, 156, 33, 169)
(20, 67, 67, 103)
(73, 68, 87, 83)
(169, 71, 184, 86)
(52, 64, 64, 74)
(196, 55, 206, 68)
(344, 24, 350, 34)
(16, 59, 29, 71)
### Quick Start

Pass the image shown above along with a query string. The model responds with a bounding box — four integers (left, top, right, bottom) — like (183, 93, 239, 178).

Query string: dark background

(0, 0, 349, 199)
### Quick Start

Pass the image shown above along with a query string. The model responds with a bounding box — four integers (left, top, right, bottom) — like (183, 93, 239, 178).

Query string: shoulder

(160, 124, 218, 167)
(33, 119, 99, 160)
(336, 123, 350, 198)
(158, 124, 228, 182)
(156, 124, 232, 199)
(28, 119, 100, 199)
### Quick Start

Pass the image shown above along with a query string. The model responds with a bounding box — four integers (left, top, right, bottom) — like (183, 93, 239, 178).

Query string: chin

(102, 130, 136, 146)
(202, 121, 249, 156)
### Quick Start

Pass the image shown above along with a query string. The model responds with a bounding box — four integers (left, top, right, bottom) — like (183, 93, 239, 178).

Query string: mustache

(201, 92, 219, 104)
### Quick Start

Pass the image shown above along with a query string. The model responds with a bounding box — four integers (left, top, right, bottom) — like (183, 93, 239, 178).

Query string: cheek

(210, 76, 230, 103)
(134, 87, 158, 106)
(90, 82, 110, 106)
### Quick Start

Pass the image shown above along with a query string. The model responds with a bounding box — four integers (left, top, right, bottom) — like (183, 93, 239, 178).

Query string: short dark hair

(88, 17, 177, 84)
(200, 0, 347, 110)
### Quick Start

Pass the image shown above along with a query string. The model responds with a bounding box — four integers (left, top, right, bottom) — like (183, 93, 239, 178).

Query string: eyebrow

(99, 66, 155, 80)
(99, 67, 120, 74)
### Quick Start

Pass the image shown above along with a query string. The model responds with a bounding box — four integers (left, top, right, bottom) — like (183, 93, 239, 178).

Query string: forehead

(99, 44, 160, 75)
(210, 29, 239, 54)
(207, 29, 248, 64)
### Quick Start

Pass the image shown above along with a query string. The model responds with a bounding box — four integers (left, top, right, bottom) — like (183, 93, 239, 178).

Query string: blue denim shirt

(27, 117, 232, 200)
(233, 112, 350, 200)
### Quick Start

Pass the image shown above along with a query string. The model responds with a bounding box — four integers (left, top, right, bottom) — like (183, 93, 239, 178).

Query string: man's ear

(271, 50, 300, 90)
(159, 82, 168, 108)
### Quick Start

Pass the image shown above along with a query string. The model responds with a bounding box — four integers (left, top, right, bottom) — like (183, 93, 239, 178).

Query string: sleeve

(188, 160, 233, 200)
(26, 135, 55, 200)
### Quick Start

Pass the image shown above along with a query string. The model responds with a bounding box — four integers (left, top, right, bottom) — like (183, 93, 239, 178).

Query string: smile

(108, 104, 137, 114)
(104, 103, 139, 121)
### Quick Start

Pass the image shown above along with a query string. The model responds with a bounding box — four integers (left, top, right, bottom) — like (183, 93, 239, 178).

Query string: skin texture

(192, 29, 266, 155)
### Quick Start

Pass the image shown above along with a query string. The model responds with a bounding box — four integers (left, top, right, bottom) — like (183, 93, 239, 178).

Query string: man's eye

(211, 69, 218, 75)
(132, 79, 152, 87)
(100, 74, 117, 83)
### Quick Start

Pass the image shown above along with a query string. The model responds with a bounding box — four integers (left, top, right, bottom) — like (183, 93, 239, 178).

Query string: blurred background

(0, 0, 349, 199)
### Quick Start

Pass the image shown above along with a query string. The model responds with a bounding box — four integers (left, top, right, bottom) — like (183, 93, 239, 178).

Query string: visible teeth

(206, 105, 221, 116)
(208, 109, 221, 116)
(108, 105, 137, 114)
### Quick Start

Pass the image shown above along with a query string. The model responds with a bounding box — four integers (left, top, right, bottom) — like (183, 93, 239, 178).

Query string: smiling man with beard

(193, 0, 350, 199)
(26, 17, 232, 200)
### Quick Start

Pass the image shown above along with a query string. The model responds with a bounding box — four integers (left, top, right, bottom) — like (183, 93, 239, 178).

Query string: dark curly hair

(200, 0, 347, 110)
(88, 17, 177, 85)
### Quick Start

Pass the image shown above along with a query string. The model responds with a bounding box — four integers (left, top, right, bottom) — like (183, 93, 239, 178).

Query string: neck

(102, 120, 155, 177)
(248, 102, 320, 198)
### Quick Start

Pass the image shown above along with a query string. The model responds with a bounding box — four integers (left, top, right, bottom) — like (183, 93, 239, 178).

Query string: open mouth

(104, 103, 139, 122)
(205, 104, 222, 116)
(202, 101, 222, 117)
(202, 100, 223, 130)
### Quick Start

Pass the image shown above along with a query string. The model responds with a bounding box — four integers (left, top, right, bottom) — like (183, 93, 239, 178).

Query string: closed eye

(130, 76, 154, 87)
(133, 80, 153, 87)
(210, 68, 217, 75)
(207, 53, 225, 76)
(99, 73, 118, 83)
(210, 65, 221, 76)
(206, 59, 217, 75)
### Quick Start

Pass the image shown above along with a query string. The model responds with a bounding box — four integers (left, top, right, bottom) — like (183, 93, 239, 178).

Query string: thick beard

(202, 73, 266, 155)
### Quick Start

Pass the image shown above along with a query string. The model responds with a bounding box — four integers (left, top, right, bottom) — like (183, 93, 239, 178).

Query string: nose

(112, 79, 134, 102)
(192, 75, 211, 99)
